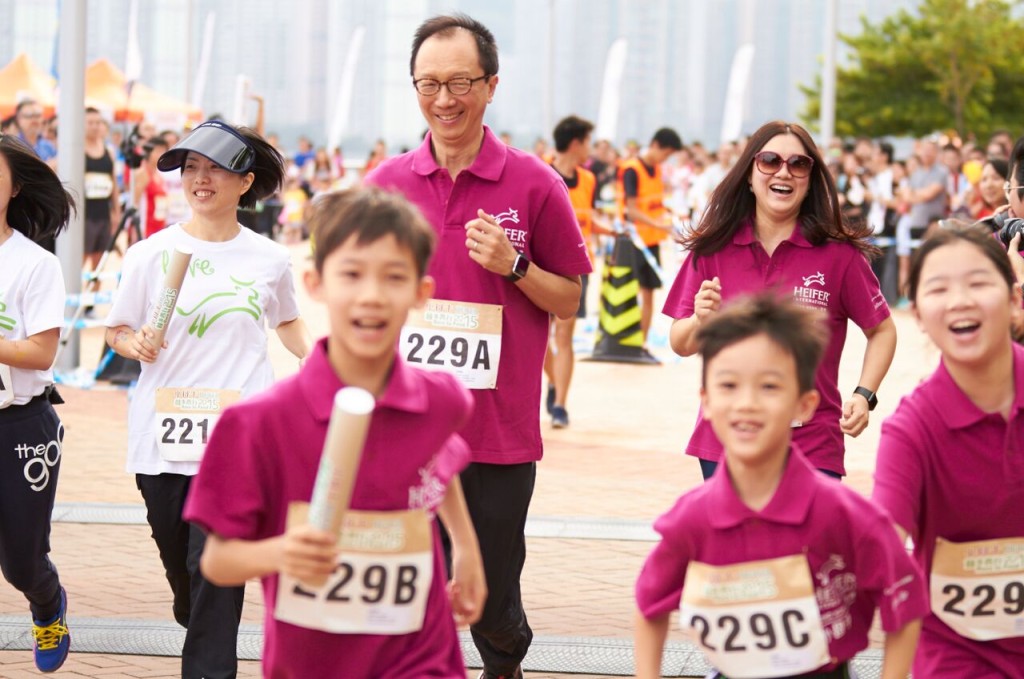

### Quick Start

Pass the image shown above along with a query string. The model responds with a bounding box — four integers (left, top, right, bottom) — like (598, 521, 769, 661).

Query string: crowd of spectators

(6, 101, 1016, 294)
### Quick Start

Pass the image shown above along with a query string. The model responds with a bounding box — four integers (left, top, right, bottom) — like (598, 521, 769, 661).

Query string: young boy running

(184, 188, 486, 678)
(634, 294, 927, 679)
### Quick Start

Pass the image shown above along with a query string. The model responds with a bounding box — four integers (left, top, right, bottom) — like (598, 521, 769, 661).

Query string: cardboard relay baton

(145, 246, 193, 350)
(302, 387, 376, 587)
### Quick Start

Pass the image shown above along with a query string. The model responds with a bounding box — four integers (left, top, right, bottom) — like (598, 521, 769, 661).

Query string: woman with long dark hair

(664, 120, 896, 480)
(0, 134, 75, 672)
(971, 158, 1009, 222)
(104, 120, 311, 679)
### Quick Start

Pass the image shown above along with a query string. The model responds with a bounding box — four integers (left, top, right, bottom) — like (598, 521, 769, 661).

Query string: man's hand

(465, 209, 518, 277)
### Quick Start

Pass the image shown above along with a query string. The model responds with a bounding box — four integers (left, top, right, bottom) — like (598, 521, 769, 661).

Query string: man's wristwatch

(505, 253, 530, 282)
(853, 386, 878, 411)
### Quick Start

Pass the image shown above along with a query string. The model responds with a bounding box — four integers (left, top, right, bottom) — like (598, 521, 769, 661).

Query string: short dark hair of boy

(696, 293, 827, 393)
(552, 115, 594, 153)
(308, 188, 436, 277)
(651, 127, 683, 151)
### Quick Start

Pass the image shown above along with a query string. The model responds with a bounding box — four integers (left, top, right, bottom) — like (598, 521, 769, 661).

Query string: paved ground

(0, 240, 938, 677)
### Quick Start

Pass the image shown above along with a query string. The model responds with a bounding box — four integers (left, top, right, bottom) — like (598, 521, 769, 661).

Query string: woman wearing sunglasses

(104, 120, 311, 679)
(664, 120, 896, 481)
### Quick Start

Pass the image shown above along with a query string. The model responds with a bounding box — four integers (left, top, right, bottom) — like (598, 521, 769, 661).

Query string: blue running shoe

(551, 405, 569, 429)
(32, 587, 70, 673)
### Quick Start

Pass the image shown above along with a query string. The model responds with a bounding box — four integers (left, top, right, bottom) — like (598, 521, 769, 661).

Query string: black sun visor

(157, 121, 255, 174)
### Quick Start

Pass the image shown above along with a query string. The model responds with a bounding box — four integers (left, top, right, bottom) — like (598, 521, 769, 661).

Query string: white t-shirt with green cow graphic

(0, 229, 66, 406)
(106, 223, 300, 475)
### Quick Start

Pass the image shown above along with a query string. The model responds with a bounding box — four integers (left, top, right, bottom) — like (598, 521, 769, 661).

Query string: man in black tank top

(83, 108, 121, 282)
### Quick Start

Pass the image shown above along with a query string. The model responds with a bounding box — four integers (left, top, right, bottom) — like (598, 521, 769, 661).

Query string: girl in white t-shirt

(0, 134, 75, 673)
(104, 121, 311, 679)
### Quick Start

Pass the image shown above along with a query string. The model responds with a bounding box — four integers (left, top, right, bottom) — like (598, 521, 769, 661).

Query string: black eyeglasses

(754, 151, 815, 178)
(412, 75, 490, 97)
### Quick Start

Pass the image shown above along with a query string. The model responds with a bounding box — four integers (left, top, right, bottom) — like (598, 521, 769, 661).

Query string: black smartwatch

(853, 386, 878, 411)
(505, 253, 530, 282)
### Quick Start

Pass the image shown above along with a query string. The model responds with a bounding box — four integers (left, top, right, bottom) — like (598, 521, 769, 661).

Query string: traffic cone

(587, 235, 658, 364)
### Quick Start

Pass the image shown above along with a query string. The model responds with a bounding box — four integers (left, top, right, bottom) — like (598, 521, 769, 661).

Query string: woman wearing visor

(104, 120, 310, 679)
(663, 120, 897, 481)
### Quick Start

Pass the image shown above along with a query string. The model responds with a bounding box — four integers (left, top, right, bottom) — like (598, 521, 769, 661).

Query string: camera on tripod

(120, 124, 147, 170)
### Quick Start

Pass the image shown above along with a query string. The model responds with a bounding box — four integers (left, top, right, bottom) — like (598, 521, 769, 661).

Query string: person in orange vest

(617, 127, 683, 360)
(543, 115, 611, 428)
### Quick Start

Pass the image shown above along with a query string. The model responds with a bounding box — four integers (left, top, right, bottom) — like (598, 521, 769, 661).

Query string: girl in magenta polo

(664, 121, 896, 479)
(873, 225, 1024, 676)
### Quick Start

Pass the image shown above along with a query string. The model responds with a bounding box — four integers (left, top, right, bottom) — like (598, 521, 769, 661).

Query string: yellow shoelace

(32, 619, 69, 650)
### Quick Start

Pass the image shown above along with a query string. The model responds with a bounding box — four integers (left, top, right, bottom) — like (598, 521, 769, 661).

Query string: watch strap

(853, 386, 878, 411)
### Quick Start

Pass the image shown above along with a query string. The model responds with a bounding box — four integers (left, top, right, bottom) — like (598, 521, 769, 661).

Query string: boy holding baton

(634, 294, 927, 679)
(184, 188, 486, 678)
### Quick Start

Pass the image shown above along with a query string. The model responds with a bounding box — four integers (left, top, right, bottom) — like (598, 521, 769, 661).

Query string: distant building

(0, 0, 916, 154)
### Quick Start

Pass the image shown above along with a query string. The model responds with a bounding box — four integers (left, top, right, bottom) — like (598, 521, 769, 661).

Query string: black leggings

(0, 397, 64, 621)
(136, 473, 245, 679)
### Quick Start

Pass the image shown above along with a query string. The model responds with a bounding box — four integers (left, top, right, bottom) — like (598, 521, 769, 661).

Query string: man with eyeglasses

(13, 100, 56, 167)
(365, 13, 592, 679)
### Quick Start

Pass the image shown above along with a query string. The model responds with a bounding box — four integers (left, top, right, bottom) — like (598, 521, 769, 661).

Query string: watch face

(514, 255, 529, 277)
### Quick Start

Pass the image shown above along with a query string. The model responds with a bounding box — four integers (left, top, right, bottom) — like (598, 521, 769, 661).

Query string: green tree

(801, 0, 1024, 140)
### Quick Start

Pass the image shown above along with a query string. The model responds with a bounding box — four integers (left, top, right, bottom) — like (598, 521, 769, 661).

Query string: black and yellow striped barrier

(588, 236, 658, 364)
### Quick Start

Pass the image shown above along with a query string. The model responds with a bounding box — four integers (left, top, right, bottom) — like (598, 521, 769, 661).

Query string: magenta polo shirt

(365, 126, 592, 465)
(183, 339, 473, 678)
(873, 342, 1024, 676)
(636, 448, 928, 669)
(662, 221, 890, 475)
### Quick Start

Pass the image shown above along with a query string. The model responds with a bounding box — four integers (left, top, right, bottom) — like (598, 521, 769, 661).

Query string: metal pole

(55, 0, 87, 374)
(546, 0, 555, 138)
(820, 0, 838, 147)
(186, 0, 194, 102)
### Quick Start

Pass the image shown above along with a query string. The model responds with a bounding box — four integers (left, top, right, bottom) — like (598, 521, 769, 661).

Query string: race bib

(276, 505, 433, 634)
(154, 387, 241, 462)
(166, 191, 190, 223)
(931, 536, 1024, 641)
(0, 363, 13, 409)
(680, 554, 831, 679)
(399, 300, 502, 389)
(153, 195, 168, 222)
(84, 172, 114, 200)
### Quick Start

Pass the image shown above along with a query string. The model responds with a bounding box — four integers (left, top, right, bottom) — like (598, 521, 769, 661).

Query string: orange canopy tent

(0, 53, 57, 118)
(85, 58, 202, 123)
